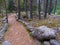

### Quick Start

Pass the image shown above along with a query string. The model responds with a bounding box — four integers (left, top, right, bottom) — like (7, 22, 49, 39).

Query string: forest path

(4, 14, 37, 45)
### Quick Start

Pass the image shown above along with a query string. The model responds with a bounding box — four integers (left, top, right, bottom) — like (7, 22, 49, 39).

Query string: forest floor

(0, 16, 4, 30)
(4, 14, 37, 45)
(23, 15, 60, 28)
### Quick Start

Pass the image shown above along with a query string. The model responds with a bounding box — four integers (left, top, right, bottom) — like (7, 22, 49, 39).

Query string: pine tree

(8, 0, 14, 12)
(38, 0, 41, 19)
(44, 0, 48, 18)
(18, 0, 21, 19)
(25, 0, 28, 18)
(48, 0, 52, 15)
(30, 0, 33, 19)
(54, 0, 57, 14)
(4, 0, 8, 23)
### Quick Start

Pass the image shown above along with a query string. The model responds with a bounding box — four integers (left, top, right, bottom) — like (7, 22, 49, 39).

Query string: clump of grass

(0, 15, 4, 18)
(29, 16, 60, 28)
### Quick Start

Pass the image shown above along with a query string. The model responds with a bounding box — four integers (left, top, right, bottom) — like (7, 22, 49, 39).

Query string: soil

(4, 14, 37, 45)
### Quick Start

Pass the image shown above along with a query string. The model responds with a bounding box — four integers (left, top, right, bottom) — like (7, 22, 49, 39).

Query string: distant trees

(0, 0, 2, 13)
(0, 0, 4, 15)
(17, 0, 57, 19)
(8, 0, 16, 12)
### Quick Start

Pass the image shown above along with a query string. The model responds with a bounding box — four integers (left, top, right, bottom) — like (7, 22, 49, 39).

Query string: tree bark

(44, 0, 48, 19)
(25, 0, 28, 18)
(18, 0, 21, 19)
(48, 0, 52, 15)
(38, 0, 41, 19)
(54, 0, 57, 14)
(30, 0, 33, 19)
(4, 0, 8, 23)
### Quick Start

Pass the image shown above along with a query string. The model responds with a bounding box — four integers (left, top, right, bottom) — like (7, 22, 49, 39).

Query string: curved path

(4, 14, 37, 45)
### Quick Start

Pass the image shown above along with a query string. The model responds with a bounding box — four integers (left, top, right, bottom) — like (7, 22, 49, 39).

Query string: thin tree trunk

(4, 0, 8, 23)
(25, 0, 28, 18)
(0, 7, 1, 13)
(44, 0, 48, 19)
(18, 0, 21, 19)
(48, 0, 52, 15)
(38, 0, 41, 19)
(44, 0, 46, 12)
(54, 0, 57, 14)
(30, 0, 33, 19)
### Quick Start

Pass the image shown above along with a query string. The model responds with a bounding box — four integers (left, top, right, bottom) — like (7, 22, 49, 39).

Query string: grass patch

(24, 16, 60, 28)
(56, 6, 60, 10)
(0, 16, 4, 19)
(52, 6, 60, 15)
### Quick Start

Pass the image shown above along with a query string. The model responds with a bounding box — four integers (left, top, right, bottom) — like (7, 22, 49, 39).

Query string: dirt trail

(4, 14, 37, 45)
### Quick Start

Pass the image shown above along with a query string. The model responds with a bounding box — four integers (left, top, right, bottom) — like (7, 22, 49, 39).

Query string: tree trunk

(30, 0, 33, 19)
(4, 0, 8, 23)
(25, 0, 28, 18)
(48, 0, 52, 15)
(54, 0, 57, 14)
(18, 0, 21, 19)
(38, 0, 41, 19)
(44, 0, 48, 19)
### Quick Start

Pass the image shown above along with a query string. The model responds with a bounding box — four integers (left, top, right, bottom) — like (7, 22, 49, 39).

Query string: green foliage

(48, 0, 54, 13)
(57, 11, 60, 15)
(20, 0, 26, 11)
(8, 0, 16, 12)
(56, 6, 60, 10)
(0, 0, 4, 13)
(32, 5, 37, 11)
(20, 0, 37, 11)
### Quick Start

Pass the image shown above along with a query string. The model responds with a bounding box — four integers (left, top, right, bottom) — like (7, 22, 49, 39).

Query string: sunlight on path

(4, 14, 37, 45)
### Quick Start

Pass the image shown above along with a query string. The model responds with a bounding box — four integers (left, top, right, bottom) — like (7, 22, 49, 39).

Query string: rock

(31, 26, 56, 41)
(43, 41, 50, 45)
(50, 39, 60, 45)
(2, 17, 6, 21)
(2, 41, 11, 45)
(24, 22, 30, 26)
(52, 27, 60, 33)
(18, 19, 22, 22)
(0, 23, 8, 34)
(34, 39, 41, 45)
(0, 34, 4, 42)
(27, 25, 34, 31)
(2, 17, 6, 23)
